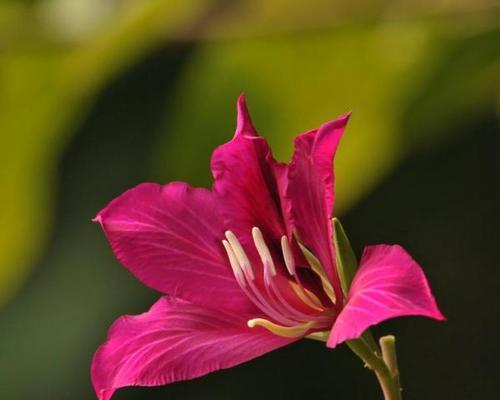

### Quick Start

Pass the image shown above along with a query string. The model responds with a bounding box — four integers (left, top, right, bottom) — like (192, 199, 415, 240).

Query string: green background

(0, 1, 499, 398)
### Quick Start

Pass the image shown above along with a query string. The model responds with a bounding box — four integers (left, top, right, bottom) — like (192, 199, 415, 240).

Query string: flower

(92, 95, 444, 400)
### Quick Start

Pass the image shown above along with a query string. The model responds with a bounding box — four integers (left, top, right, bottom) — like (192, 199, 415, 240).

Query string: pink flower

(92, 95, 444, 400)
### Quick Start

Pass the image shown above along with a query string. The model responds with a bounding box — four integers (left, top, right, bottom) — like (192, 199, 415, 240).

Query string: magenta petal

(235, 93, 258, 137)
(327, 245, 445, 348)
(211, 96, 290, 251)
(92, 297, 294, 400)
(287, 115, 350, 294)
(94, 182, 253, 313)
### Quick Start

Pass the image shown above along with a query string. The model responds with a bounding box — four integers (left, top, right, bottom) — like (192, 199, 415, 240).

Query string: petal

(92, 297, 294, 400)
(235, 93, 258, 137)
(287, 114, 350, 297)
(327, 245, 445, 348)
(211, 95, 290, 254)
(94, 182, 253, 313)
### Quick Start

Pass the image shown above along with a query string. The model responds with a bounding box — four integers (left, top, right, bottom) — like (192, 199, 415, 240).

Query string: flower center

(222, 227, 336, 339)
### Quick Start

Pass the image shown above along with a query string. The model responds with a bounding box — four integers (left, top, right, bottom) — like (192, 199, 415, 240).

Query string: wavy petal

(327, 245, 445, 347)
(211, 95, 290, 256)
(92, 297, 294, 400)
(287, 114, 350, 298)
(94, 182, 253, 313)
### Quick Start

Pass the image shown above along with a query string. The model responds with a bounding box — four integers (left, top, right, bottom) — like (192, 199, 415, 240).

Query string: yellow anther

(222, 240, 245, 286)
(247, 318, 315, 338)
(280, 236, 296, 276)
(225, 230, 254, 280)
(289, 281, 324, 312)
(252, 227, 276, 276)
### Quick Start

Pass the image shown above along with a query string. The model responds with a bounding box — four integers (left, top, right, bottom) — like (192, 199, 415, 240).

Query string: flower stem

(380, 335, 400, 389)
(347, 335, 402, 400)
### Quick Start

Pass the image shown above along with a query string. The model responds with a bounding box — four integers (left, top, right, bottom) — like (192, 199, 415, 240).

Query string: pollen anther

(247, 318, 316, 338)
(252, 227, 276, 276)
(280, 236, 296, 276)
(222, 240, 245, 286)
(225, 230, 254, 280)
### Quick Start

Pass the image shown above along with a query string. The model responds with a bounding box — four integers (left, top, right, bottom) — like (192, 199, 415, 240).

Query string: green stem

(347, 337, 402, 400)
(380, 336, 400, 389)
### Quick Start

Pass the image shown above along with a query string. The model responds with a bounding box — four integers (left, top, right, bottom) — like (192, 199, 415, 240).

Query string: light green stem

(380, 335, 400, 389)
(347, 336, 402, 400)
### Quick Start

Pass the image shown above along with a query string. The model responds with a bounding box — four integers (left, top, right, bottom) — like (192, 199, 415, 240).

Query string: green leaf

(332, 217, 358, 297)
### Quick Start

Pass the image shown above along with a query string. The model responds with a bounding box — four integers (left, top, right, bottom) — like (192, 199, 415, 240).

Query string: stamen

(252, 227, 276, 276)
(224, 239, 296, 326)
(297, 242, 336, 304)
(248, 318, 316, 338)
(223, 236, 296, 325)
(280, 236, 296, 276)
(223, 229, 335, 337)
(289, 281, 324, 311)
(222, 240, 245, 286)
(253, 229, 323, 321)
(225, 230, 254, 280)
(265, 275, 324, 322)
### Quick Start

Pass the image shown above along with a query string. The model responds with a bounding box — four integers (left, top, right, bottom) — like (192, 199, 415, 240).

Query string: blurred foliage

(154, 13, 500, 210)
(155, 21, 429, 209)
(0, 0, 214, 306)
(0, 1, 499, 399)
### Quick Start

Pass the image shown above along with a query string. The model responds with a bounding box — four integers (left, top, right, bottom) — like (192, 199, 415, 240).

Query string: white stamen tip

(225, 230, 254, 280)
(252, 227, 276, 276)
(281, 236, 296, 276)
(222, 240, 246, 286)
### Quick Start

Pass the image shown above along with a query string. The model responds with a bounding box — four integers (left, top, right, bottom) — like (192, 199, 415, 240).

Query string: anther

(280, 236, 296, 276)
(247, 318, 316, 338)
(225, 230, 254, 280)
(252, 227, 276, 276)
(222, 240, 245, 286)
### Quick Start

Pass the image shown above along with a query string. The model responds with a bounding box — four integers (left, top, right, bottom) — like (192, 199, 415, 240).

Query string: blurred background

(0, 0, 499, 399)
